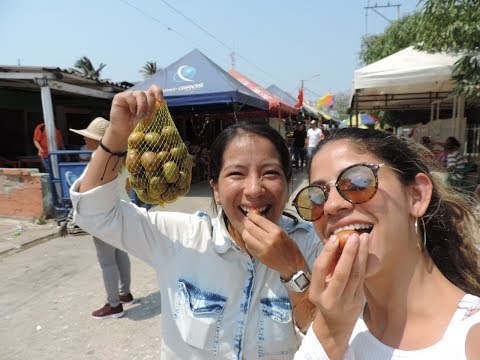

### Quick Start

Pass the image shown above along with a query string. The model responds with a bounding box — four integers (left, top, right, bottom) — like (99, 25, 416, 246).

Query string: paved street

(0, 170, 308, 360)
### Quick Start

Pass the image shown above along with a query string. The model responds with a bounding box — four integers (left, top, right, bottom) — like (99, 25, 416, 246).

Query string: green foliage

(73, 56, 106, 78)
(416, 0, 480, 52)
(359, 0, 480, 113)
(140, 61, 159, 79)
(451, 55, 480, 103)
(416, 0, 480, 105)
(359, 13, 422, 65)
(332, 91, 351, 119)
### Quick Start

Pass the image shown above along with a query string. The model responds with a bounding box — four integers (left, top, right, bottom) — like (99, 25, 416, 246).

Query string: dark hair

(444, 136, 461, 151)
(209, 122, 297, 222)
(310, 127, 480, 296)
(210, 121, 292, 184)
(421, 136, 431, 144)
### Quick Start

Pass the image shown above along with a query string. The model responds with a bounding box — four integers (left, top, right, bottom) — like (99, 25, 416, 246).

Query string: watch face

(294, 273, 310, 290)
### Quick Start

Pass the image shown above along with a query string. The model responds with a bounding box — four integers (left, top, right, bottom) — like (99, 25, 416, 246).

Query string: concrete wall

(0, 168, 52, 218)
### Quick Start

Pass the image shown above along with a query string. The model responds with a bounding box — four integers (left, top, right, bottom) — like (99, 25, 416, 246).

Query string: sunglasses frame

(292, 163, 384, 222)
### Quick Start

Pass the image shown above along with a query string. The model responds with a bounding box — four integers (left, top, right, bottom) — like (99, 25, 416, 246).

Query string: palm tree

(72, 56, 106, 78)
(140, 61, 159, 79)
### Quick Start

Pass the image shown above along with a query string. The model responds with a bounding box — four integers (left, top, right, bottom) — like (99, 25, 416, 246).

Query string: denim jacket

(71, 177, 322, 359)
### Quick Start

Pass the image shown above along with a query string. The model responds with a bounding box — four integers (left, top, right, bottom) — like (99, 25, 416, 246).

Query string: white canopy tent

(350, 46, 468, 142)
(351, 46, 465, 111)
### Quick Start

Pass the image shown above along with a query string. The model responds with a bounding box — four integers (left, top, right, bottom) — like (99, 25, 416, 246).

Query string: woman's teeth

(333, 224, 373, 235)
(241, 206, 267, 214)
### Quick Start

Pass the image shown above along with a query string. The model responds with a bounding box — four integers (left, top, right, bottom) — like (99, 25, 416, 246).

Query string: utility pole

(365, 2, 401, 34)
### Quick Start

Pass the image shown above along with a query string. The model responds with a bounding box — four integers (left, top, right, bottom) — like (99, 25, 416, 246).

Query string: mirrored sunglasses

(293, 163, 384, 221)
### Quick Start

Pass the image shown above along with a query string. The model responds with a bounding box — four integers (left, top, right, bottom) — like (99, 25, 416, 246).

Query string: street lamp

(304, 73, 321, 82)
(301, 74, 322, 101)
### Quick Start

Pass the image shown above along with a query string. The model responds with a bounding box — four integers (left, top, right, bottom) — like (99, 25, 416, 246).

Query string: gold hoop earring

(415, 217, 427, 252)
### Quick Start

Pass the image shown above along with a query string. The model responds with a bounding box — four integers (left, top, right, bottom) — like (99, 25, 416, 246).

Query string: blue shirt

(71, 176, 322, 359)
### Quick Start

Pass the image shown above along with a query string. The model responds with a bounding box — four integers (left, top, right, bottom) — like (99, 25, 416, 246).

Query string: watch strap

(280, 268, 311, 292)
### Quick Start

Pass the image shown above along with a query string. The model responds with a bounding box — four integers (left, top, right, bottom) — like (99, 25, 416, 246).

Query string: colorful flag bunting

(317, 93, 335, 109)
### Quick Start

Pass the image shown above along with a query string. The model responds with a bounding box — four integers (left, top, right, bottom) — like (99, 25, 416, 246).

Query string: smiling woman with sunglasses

(294, 128, 480, 360)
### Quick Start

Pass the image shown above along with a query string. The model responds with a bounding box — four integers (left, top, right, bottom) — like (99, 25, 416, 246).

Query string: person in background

(444, 136, 467, 182)
(188, 142, 202, 183)
(70, 85, 322, 358)
(198, 144, 211, 180)
(420, 136, 448, 166)
(306, 120, 323, 160)
(33, 121, 65, 173)
(70, 117, 134, 319)
(78, 144, 92, 162)
(292, 128, 480, 359)
(292, 121, 307, 169)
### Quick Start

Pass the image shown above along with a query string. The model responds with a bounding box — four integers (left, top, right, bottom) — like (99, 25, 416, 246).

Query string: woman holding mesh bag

(70, 85, 322, 359)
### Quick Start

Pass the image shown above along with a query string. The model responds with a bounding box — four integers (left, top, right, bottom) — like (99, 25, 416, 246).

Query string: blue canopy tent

(266, 84, 297, 108)
(266, 84, 319, 120)
(130, 49, 269, 112)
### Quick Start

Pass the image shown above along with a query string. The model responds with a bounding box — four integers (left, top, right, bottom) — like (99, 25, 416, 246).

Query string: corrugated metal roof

(0, 65, 133, 98)
(0, 65, 132, 87)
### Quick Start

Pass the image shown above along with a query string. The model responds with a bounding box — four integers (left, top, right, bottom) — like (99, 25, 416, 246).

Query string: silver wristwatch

(280, 269, 312, 292)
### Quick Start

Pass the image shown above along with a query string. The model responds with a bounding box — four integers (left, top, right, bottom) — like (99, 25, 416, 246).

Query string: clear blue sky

(0, 0, 420, 102)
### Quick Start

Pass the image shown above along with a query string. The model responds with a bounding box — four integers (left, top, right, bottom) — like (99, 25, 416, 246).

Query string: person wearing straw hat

(70, 117, 135, 319)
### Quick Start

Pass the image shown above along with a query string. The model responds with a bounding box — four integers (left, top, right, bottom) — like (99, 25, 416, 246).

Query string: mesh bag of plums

(126, 100, 192, 205)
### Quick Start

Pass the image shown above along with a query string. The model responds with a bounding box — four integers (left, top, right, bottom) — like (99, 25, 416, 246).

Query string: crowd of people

(65, 85, 479, 359)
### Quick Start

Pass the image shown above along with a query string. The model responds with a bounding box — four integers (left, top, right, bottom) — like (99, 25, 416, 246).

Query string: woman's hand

(309, 232, 369, 360)
(78, 85, 163, 192)
(107, 85, 164, 145)
(243, 211, 318, 331)
(242, 211, 307, 278)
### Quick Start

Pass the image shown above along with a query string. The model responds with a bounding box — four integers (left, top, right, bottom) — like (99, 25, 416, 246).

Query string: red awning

(228, 69, 298, 117)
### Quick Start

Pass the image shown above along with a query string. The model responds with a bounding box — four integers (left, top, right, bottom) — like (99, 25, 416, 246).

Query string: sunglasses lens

(338, 165, 377, 203)
(295, 186, 326, 221)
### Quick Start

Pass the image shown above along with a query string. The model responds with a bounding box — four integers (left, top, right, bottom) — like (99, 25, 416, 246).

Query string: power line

(159, 0, 233, 51)
(159, 0, 287, 87)
(119, 0, 189, 42)
(365, 2, 401, 34)
(121, 0, 292, 90)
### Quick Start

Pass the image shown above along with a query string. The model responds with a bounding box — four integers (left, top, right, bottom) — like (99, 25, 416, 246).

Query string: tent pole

(355, 90, 360, 127)
(278, 106, 281, 132)
(233, 101, 238, 123)
(38, 77, 61, 203)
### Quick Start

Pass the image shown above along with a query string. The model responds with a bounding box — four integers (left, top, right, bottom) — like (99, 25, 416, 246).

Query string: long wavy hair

(310, 127, 480, 296)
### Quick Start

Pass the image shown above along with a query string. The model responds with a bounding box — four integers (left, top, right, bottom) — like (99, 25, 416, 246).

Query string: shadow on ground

(124, 290, 162, 321)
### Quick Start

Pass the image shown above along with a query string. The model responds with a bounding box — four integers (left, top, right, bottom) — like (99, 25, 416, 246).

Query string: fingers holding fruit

(243, 210, 306, 273)
(110, 86, 163, 137)
(336, 229, 358, 252)
(128, 86, 163, 119)
(309, 231, 368, 317)
(126, 100, 192, 205)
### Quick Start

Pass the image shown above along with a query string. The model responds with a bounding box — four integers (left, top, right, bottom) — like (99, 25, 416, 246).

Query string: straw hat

(69, 117, 110, 141)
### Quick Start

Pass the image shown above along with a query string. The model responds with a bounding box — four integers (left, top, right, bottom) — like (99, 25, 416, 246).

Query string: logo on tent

(174, 65, 197, 83)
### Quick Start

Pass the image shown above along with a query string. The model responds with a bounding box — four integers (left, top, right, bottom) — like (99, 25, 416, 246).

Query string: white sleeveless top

(296, 294, 480, 360)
